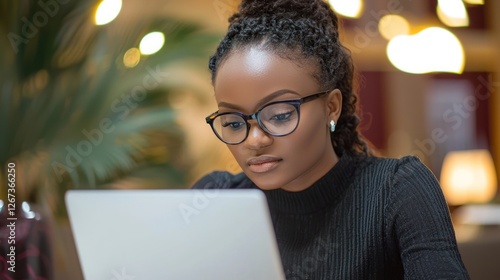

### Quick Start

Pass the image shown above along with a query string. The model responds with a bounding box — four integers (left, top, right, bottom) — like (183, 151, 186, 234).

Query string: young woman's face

(213, 46, 341, 192)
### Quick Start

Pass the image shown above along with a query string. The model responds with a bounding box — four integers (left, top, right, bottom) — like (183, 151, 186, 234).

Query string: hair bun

(232, 0, 338, 30)
(239, 0, 315, 18)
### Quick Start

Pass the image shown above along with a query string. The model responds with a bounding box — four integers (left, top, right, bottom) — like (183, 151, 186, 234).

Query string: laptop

(65, 189, 286, 280)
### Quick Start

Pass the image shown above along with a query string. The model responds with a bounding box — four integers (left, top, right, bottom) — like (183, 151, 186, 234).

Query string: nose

(244, 121, 273, 150)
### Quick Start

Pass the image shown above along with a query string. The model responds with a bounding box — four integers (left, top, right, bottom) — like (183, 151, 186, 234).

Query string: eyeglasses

(205, 90, 330, 145)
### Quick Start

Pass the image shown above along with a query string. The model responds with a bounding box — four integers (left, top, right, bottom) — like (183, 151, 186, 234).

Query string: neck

(263, 153, 358, 214)
(280, 146, 338, 192)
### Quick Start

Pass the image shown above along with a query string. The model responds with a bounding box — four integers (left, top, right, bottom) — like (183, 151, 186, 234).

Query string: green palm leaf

(0, 0, 220, 215)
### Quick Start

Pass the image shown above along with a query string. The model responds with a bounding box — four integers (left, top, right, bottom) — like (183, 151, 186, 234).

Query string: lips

(246, 156, 282, 173)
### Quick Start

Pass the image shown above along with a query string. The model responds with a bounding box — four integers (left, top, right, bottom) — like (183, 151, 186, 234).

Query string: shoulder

(358, 155, 433, 181)
(365, 155, 448, 217)
(379, 155, 438, 188)
(353, 155, 439, 200)
(191, 171, 255, 190)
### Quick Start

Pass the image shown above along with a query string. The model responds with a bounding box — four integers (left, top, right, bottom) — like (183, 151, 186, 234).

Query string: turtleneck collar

(261, 154, 358, 215)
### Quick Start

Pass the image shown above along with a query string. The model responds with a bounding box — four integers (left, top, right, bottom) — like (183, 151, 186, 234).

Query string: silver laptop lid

(65, 189, 285, 280)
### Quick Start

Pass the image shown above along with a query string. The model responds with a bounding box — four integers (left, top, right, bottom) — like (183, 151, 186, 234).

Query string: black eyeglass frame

(205, 90, 331, 145)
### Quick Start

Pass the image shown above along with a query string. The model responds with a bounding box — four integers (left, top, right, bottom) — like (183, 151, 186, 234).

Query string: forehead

(213, 46, 319, 108)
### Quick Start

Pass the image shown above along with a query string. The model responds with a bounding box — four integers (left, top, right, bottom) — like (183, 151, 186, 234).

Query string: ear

(326, 89, 342, 122)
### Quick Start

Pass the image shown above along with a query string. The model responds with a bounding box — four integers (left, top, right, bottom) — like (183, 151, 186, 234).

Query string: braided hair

(209, 0, 371, 157)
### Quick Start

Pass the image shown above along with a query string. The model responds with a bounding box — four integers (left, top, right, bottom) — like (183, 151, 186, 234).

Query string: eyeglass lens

(212, 102, 299, 144)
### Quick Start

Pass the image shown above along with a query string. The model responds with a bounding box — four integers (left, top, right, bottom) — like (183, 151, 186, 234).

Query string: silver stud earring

(329, 120, 336, 132)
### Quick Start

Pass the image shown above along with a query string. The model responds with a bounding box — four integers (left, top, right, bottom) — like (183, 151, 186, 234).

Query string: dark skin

(213, 46, 343, 192)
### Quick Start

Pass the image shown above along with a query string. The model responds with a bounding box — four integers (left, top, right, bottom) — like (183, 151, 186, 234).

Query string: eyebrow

(217, 89, 301, 112)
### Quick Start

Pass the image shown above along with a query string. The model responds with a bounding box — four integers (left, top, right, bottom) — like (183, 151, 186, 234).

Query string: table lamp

(440, 149, 498, 206)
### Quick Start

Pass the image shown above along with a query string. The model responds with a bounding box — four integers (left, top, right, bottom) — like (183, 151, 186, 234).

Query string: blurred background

(0, 0, 499, 279)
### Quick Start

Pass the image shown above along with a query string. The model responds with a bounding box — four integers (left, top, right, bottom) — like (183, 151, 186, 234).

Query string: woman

(193, 0, 470, 279)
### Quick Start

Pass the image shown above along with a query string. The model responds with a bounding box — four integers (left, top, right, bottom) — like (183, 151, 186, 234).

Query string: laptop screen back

(65, 189, 285, 280)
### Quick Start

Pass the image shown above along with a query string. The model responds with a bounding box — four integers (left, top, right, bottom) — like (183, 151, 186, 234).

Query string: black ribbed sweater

(192, 155, 470, 279)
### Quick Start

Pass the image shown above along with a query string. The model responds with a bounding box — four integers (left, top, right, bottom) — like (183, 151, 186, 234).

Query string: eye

(270, 110, 294, 122)
(222, 121, 246, 130)
(261, 102, 298, 126)
(218, 114, 246, 130)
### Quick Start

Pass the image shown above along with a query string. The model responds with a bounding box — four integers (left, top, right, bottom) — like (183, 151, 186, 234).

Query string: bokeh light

(378, 15, 410, 40)
(95, 0, 122, 26)
(123, 48, 141, 68)
(437, 0, 469, 27)
(463, 0, 484, 4)
(386, 27, 465, 74)
(139, 32, 165, 55)
(328, 0, 363, 18)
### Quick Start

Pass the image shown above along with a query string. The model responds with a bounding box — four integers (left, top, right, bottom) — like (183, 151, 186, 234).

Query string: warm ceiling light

(328, 0, 363, 18)
(440, 149, 498, 205)
(386, 27, 465, 74)
(95, 0, 122, 26)
(437, 0, 469, 27)
(463, 0, 484, 4)
(378, 15, 410, 40)
(139, 32, 165, 55)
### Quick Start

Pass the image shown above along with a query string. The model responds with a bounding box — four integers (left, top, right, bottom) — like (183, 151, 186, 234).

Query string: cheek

(287, 110, 329, 156)
(227, 145, 246, 167)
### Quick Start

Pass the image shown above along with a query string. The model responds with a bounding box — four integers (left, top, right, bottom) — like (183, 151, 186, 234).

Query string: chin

(245, 172, 285, 191)
(255, 184, 282, 191)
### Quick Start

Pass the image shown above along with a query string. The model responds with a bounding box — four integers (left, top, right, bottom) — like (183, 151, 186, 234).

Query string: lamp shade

(440, 149, 498, 205)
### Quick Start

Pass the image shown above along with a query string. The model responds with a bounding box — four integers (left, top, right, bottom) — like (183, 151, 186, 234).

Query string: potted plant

(0, 0, 219, 278)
